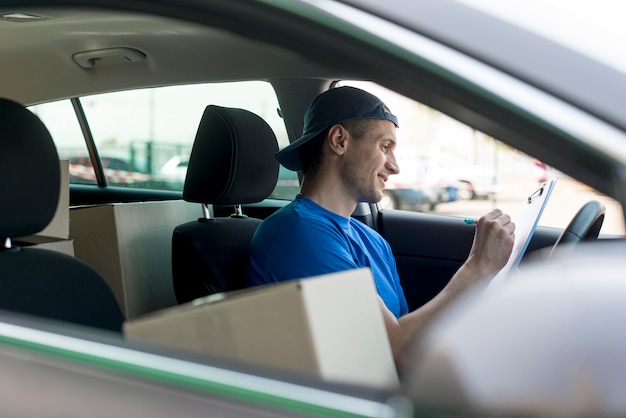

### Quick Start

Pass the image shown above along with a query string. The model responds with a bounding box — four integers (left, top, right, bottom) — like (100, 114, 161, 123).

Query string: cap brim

(275, 129, 321, 171)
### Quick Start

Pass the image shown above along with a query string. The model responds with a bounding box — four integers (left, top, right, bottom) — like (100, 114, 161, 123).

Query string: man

(248, 86, 515, 365)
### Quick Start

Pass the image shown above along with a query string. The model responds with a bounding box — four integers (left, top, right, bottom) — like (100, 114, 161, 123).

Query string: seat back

(0, 98, 124, 332)
(172, 105, 279, 303)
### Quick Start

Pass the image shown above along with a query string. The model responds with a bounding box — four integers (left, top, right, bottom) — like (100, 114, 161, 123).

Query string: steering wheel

(549, 200, 605, 256)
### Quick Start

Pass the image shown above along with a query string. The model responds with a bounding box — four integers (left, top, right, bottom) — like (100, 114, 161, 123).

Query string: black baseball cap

(276, 86, 399, 171)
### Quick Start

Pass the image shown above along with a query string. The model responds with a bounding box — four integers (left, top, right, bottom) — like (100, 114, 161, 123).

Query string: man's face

(340, 119, 399, 203)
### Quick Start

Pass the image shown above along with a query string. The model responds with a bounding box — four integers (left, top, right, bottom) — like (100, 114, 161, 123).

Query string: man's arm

(381, 209, 515, 367)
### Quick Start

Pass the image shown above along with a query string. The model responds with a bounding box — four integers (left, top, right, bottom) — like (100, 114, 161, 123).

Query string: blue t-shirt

(247, 195, 408, 318)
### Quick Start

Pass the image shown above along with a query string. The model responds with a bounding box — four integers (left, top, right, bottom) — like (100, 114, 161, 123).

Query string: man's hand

(466, 209, 516, 281)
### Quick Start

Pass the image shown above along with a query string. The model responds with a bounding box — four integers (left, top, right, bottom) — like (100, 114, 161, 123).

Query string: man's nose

(386, 154, 400, 175)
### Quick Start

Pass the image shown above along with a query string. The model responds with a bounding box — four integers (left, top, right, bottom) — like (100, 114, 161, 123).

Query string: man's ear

(327, 124, 349, 156)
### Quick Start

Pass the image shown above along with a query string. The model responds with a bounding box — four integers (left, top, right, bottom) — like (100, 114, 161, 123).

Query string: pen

(464, 218, 478, 225)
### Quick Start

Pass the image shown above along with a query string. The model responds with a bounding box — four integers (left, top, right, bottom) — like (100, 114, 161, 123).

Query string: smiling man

(247, 86, 515, 365)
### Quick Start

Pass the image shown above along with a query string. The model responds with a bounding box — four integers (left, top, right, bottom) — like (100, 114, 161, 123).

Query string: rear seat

(0, 97, 123, 332)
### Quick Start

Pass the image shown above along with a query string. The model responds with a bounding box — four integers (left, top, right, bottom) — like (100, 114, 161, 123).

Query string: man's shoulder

(255, 196, 349, 245)
(255, 197, 310, 232)
(348, 216, 391, 248)
(266, 195, 335, 223)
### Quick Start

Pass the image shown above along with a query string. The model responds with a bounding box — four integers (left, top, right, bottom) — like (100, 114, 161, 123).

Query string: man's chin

(359, 193, 384, 204)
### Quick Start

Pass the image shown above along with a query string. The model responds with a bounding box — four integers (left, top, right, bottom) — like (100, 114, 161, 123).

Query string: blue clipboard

(487, 177, 558, 291)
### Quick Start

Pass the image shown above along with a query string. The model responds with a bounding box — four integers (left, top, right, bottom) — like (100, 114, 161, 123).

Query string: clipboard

(486, 177, 558, 292)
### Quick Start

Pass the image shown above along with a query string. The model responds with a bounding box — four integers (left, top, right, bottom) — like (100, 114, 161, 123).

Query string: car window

(339, 81, 625, 235)
(28, 100, 93, 185)
(31, 81, 299, 200)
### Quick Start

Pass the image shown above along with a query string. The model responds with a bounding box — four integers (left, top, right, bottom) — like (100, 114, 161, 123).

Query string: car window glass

(339, 81, 625, 235)
(28, 100, 95, 184)
(32, 81, 299, 200)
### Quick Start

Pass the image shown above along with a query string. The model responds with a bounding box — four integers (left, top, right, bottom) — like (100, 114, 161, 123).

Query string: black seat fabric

(0, 98, 124, 332)
(172, 105, 279, 304)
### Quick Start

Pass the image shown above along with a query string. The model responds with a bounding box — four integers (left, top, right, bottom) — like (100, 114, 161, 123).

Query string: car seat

(172, 105, 279, 304)
(0, 98, 124, 332)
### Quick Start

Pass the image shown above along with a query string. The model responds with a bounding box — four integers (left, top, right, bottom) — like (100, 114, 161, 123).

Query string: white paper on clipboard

(486, 177, 558, 292)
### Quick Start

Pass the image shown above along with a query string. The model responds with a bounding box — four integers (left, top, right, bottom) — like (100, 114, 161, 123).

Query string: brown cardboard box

(13, 235, 74, 257)
(38, 159, 70, 240)
(124, 268, 399, 389)
(34, 239, 74, 256)
(70, 200, 201, 319)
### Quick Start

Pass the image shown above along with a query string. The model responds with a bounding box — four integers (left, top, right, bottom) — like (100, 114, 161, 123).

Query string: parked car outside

(381, 186, 440, 212)
(379, 157, 457, 212)
(452, 165, 498, 200)
(68, 155, 153, 186)
(157, 155, 189, 189)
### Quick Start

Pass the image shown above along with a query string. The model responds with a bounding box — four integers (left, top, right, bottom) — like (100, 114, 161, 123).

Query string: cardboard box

(39, 159, 70, 240)
(70, 200, 201, 319)
(35, 239, 74, 256)
(124, 268, 400, 389)
(13, 236, 74, 257)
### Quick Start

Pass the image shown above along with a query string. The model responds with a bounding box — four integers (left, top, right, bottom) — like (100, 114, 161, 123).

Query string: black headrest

(0, 98, 60, 239)
(183, 105, 279, 205)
